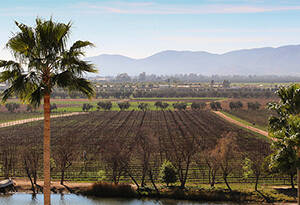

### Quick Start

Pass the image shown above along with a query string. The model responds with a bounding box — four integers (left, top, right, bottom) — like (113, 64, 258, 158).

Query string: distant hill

(85, 45, 300, 76)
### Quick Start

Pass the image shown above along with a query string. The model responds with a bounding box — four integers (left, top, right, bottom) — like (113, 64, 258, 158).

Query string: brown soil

(13, 179, 93, 194)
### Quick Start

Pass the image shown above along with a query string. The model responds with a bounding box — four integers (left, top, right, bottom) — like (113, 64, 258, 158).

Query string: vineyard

(0, 110, 278, 188)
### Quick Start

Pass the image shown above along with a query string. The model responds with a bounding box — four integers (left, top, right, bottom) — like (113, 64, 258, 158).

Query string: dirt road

(0, 112, 86, 128)
(213, 111, 269, 138)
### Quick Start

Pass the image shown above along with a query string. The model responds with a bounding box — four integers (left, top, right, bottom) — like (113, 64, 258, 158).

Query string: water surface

(0, 193, 245, 205)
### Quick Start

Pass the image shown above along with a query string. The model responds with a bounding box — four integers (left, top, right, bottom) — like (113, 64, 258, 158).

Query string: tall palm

(0, 18, 96, 205)
(268, 84, 300, 204)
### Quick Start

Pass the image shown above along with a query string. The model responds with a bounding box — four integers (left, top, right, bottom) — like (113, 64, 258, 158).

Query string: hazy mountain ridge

(86, 45, 300, 76)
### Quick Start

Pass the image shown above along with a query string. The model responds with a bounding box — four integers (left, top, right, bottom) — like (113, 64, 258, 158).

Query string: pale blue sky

(1, 0, 300, 59)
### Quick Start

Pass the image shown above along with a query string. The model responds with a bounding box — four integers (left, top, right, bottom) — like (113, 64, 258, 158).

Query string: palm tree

(0, 18, 96, 205)
(268, 84, 300, 205)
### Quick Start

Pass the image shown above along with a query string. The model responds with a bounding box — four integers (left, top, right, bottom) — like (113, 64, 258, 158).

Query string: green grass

(55, 101, 196, 112)
(220, 111, 268, 131)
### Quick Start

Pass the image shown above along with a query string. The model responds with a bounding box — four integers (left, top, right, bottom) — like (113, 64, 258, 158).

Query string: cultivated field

(0, 110, 272, 184)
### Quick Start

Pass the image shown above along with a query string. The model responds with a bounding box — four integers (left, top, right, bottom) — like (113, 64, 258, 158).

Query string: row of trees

(228, 101, 261, 110)
(49, 88, 277, 99)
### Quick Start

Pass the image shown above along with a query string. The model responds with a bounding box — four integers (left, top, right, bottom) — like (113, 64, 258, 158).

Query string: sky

(1, 0, 300, 59)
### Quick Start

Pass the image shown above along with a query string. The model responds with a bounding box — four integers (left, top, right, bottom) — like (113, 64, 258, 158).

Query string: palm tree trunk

(44, 93, 51, 205)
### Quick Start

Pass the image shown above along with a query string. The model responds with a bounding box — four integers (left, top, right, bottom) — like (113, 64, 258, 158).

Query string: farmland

(0, 110, 271, 184)
(224, 109, 275, 131)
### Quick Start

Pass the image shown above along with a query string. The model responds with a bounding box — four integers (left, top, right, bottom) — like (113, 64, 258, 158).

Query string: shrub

(84, 182, 137, 198)
(117, 102, 130, 110)
(97, 101, 112, 111)
(159, 160, 177, 187)
(229, 101, 243, 110)
(154, 101, 163, 109)
(172, 102, 187, 110)
(50, 103, 57, 111)
(247, 102, 261, 110)
(5, 103, 20, 112)
(82, 103, 93, 112)
(155, 101, 169, 110)
(138, 103, 149, 111)
(210, 101, 222, 111)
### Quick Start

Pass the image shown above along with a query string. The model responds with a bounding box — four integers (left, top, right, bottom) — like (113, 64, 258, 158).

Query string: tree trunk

(223, 174, 232, 192)
(291, 173, 295, 189)
(60, 169, 65, 185)
(255, 175, 259, 191)
(149, 169, 159, 194)
(44, 93, 51, 205)
(297, 149, 300, 205)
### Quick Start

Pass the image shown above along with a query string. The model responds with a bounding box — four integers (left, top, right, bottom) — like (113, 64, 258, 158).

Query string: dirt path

(0, 112, 86, 128)
(13, 179, 92, 193)
(213, 111, 269, 138)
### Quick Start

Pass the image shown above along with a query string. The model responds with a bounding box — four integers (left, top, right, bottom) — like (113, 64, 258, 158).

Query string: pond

(0, 193, 248, 205)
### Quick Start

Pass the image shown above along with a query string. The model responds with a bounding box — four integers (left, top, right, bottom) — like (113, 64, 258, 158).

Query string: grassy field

(222, 109, 275, 131)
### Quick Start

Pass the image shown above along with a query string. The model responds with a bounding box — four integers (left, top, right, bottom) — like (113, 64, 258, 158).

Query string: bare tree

(53, 132, 79, 185)
(21, 145, 41, 193)
(212, 133, 240, 192)
(203, 149, 220, 188)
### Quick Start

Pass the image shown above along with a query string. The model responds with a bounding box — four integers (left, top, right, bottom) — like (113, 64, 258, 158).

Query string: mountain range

(86, 45, 300, 76)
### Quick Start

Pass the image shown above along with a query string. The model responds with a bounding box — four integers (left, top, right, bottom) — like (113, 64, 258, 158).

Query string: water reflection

(0, 193, 243, 205)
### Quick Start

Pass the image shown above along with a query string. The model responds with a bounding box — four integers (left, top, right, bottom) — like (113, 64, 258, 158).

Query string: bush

(229, 101, 243, 110)
(5, 103, 20, 112)
(84, 182, 137, 198)
(117, 102, 130, 110)
(138, 103, 149, 111)
(50, 103, 57, 111)
(210, 101, 222, 111)
(155, 101, 169, 110)
(172, 102, 187, 110)
(97, 101, 112, 111)
(82, 103, 93, 112)
(159, 160, 177, 187)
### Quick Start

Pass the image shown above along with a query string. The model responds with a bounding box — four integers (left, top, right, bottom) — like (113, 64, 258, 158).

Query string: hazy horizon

(1, 0, 300, 60)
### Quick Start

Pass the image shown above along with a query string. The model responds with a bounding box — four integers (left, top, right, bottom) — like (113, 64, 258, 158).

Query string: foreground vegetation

(82, 182, 296, 203)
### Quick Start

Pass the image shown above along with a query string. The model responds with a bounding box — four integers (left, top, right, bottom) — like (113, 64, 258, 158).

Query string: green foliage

(191, 102, 200, 109)
(210, 101, 222, 111)
(154, 101, 163, 109)
(154, 101, 169, 110)
(0, 17, 96, 107)
(117, 102, 130, 110)
(229, 101, 243, 110)
(242, 157, 253, 179)
(172, 102, 187, 110)
(97, 169, 108, 181)
(159, 160, 177, 186)
(97, 101, 112, 111)
(82, 103, 93, 112)
(268, 84, 300, 184)
(247, 102, 261, 110)
(50, 103, 57, 111)
(138, 103, 149, 111)
(270, 144, 298, 175)
(5, 102, 20, 112)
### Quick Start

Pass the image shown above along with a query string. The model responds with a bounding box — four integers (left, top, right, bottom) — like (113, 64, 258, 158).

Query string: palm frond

(53, 71, 95, 98)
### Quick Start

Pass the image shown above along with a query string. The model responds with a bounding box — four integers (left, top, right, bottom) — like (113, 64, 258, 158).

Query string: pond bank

(10, 179, 297, 204)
